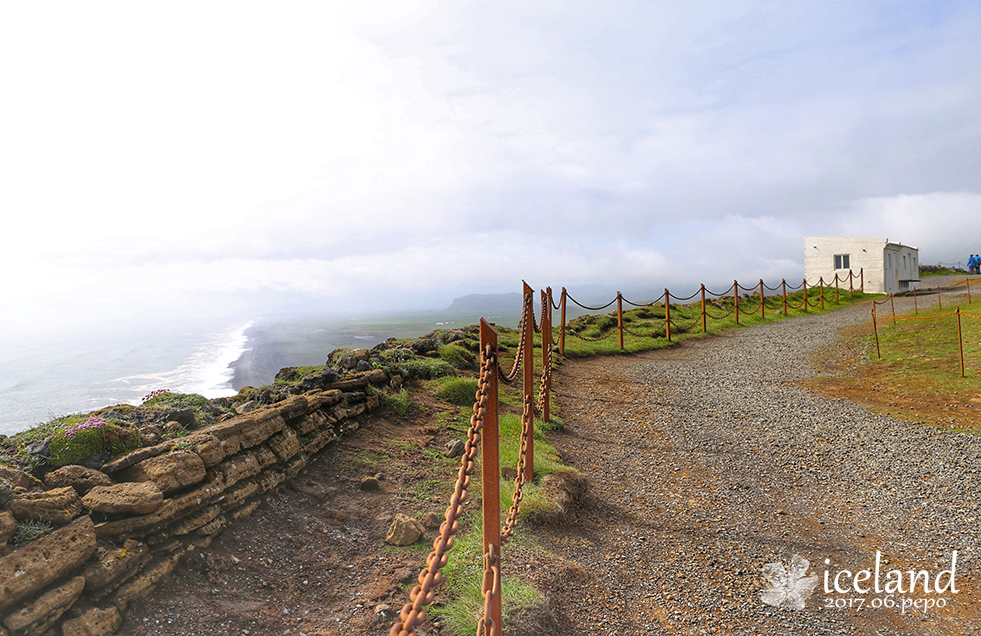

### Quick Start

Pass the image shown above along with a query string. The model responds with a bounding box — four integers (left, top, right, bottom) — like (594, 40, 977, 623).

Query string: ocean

(0, 307, 523, 438)
(0, 318, 254, 437)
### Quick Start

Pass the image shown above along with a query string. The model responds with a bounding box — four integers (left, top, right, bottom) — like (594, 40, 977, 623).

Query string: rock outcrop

(0, 368, 390, 636)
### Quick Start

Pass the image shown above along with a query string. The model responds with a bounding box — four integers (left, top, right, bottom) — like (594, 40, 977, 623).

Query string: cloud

(1, 0, 980, 339)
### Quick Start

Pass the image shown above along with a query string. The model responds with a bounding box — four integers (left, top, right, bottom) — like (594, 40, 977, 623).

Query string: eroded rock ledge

(0, 369, 389, 636)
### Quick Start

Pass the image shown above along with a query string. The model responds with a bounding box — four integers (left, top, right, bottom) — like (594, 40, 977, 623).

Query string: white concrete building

(804, 237, 920, 295)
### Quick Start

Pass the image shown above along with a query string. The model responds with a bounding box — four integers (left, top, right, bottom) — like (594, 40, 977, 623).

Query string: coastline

(228, 308, 524, 391)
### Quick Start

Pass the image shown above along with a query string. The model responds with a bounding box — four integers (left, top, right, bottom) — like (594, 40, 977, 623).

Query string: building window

(834, 254, 850, 270)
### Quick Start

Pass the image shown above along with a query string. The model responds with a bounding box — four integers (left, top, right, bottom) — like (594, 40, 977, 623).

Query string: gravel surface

(542, 300, 981, 635)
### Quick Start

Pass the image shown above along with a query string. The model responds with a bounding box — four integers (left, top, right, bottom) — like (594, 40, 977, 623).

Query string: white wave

(115, 321, 254, 402)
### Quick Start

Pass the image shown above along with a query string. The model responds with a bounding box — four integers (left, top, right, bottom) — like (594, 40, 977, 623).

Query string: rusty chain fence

(871, 277, 981, 378)
(391, 271, 865, 636)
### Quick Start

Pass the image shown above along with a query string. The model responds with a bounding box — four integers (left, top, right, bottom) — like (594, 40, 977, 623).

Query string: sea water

(0, 318, 253, 437)
(0, 307, 521, 438)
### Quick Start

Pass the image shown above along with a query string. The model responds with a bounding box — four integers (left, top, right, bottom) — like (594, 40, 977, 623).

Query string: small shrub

(14, 519, 53, 544)
(382, 390, 413, 416)
(438, 344, 475, 370)
(47, 417, 141, 467)
(11, 414, 88, 447)
(401, 358, 457, 380)
(436, 378, 480, 406)
(141, 391, 221, 427)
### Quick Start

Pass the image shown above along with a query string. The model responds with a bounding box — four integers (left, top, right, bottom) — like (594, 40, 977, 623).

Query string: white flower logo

(760, 554, 819, 609)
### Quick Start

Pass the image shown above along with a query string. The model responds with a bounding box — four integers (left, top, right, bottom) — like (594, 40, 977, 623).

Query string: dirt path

(539, 302, 981, 635)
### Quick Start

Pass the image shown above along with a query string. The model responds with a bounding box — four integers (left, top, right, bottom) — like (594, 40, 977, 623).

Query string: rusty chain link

(499, 293, 533, 383)
(533, 293, 545, 334)
(534, 340, 552, 416)
(477, 544, 501, 636)
(501, 394, 532, 544)
(389, 345, 496, 636)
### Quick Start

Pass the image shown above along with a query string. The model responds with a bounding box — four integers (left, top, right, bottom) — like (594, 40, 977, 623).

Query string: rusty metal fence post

(956, 307, 965, 378)
(664, 289, 671, 342)
(782, 279, 787, 315)
(872, 307, 881, 359)
(820, 277, 825, 310)
(478, 319, 502, 636)
(521, 282, 534, 483)
(559, 288, 567, 356)
(968, 278, 972, 304)
(700, 284, 707, 332)
(913, 287, 918, 314)
(802, 278, 808, 313)
(860, 268, 864, 293)
(891, 295, 896, 326)
(835, 274, 840, 304)
(734, 280, 740, 324)
(617, 291, 624, 349)
(542, 288, 552, 424)
(849, 269, 854, 297)
(759, 279, 765, 319)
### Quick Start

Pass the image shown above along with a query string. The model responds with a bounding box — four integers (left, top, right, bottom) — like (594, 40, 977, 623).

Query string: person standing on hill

(970, 255, 979, 275)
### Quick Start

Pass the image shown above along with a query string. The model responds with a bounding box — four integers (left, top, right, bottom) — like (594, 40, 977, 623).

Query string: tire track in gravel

(540, 302, 981, 635)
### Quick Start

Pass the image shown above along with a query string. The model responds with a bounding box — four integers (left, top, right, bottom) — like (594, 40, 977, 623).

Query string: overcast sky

(2, 1, 980, 336)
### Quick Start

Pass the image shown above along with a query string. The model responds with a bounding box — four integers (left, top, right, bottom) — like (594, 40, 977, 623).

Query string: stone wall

(0, 369, 390, 636)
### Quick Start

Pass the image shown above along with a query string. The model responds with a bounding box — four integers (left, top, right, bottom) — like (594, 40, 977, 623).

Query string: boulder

(360, 477, 380, 491)
(356, 360, 373, 372)
(7, 487, 83, 524)
(418, 512, 442, 529)
(303, 389, 342, 411)
(43, 465, 113, 496)
(182, 433, 225, 468)
(0, 511, 16, 544)
(81, 482, 164, 515)
(61, 606, 122, 636)
(93, 500, 177, 540)
(294, 410, 329, 436)
(444, 439, 465, 458)
(266, 428, 300, 462)
(215, 452, 261, 485)
(365, 369, 388, 385)
(3, 575, 84, 635)
(385, 513, 424, 546)
(0, 467, 38, 491)
(277, 396, 309, 422)
(167, 504, 220, 536)
(111, 556, 178, 612)
(298, 368, 342, 392)
(207, 410, 286, 456)
(119, 449, 206, 494)
(221, 480, 259, 509)
(0, 516, 97, 612)
(83, 540, 147, 593)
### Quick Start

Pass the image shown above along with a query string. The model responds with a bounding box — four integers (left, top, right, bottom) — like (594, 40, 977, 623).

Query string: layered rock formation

(0, 368, 389, 636)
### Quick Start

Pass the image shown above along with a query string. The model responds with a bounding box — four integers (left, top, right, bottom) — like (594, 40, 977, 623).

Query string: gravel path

(541, 300, 981, 635)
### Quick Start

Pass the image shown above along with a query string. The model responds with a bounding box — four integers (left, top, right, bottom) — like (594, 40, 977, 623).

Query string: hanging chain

(390, 345, 496, 636)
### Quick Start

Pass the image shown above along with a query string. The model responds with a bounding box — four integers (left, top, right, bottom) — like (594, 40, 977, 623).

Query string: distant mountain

(445, 292, 523, 315)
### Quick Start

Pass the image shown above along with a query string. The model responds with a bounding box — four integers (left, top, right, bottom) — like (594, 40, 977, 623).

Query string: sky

(2, 0, 980, 338)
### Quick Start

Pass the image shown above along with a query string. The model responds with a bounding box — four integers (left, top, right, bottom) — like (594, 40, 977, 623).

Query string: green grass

(428, 511, 541, 635)
(920, 267, 969, 278)
(381, 389, 414, 416)
(14, 519, 53, 544)
(400, 358, 458, 380)
(871, 294, 981, 386)
(435, 378, 480, 406)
